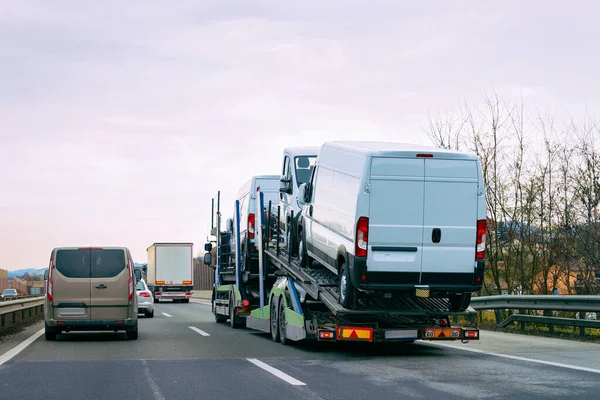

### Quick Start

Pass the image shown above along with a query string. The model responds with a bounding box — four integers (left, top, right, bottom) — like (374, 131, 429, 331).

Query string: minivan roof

(321, 141, 479, 160)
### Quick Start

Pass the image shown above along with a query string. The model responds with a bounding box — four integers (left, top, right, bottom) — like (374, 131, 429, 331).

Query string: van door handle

(309, 205, 313, 216)
(95, 284, 107, 289)
(432, 228, 441, 243)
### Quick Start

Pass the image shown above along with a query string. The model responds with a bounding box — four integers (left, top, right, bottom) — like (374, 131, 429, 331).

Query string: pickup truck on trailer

(147, 242, 194, 303)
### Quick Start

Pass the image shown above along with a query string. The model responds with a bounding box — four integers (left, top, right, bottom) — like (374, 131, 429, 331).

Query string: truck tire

(215, 313, 227, 323)
(270, 296, 280, 342)
(278, 297, 288, 345)
(230, 298, 242, 329)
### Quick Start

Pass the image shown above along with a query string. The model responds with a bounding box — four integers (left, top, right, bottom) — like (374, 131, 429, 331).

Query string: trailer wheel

(339, 261, 356, 309)
(270, 296, 280, 342)
(230, 298, 242, 329)
(278, 297, 288, 345)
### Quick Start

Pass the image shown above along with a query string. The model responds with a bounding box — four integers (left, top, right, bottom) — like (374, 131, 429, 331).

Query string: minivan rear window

(91, 249, 126, 278)
(55, 249, 91, 278)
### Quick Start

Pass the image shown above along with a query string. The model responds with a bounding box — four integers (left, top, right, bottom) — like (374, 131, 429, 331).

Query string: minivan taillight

(355, 217, 369, 258)
(127, 259, 134, 301)
(476, 219, 486, 260)
(248, 213, 255, 239)
(47, 259, 54, 303)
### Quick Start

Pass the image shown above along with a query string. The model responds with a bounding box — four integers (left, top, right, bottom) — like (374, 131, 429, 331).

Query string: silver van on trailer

(297, 141, 487, 311)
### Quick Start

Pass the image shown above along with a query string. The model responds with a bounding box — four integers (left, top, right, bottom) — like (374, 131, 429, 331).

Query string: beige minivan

(44, 246, 138, 340)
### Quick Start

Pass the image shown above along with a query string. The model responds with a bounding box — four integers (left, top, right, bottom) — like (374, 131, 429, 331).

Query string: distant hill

(7, 263, 147, 278)
(8, 268, 46, 278)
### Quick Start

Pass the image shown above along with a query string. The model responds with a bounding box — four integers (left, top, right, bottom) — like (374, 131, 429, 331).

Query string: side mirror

(226, 218, 234, 232)
(279, 177, 292, 194)
(298, 183, 307, 206)
(203, 253, 212, 265)
(204, 242, 212, 252)
(44, 270, 49, 281)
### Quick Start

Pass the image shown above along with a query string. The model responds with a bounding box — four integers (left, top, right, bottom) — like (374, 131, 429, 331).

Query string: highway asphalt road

(1, 300, 600, 400)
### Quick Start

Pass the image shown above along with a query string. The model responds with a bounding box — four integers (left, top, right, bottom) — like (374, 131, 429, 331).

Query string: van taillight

(355, 217, 369, 258)
(248, 213, 255, 239)
(47, 259, 54, 303)
(476, 219, 486, 260)
(127, 259, 134, 301)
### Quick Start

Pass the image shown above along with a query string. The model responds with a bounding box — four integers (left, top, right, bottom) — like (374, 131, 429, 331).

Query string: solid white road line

(0, 328, 44, 366)
(246, 358, 306, 386)
(424, 342, 600, 375)
(141, 360, 166, 400)
(188, 326, 210, 336)
(161, 312, 173, 317)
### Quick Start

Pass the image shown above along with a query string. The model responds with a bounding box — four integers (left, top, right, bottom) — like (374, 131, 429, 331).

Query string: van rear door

(367, 157, 424, 284)
(52, 248, 91, 320)
(90, 248, 130, 320)
(420, 158, 479, 285)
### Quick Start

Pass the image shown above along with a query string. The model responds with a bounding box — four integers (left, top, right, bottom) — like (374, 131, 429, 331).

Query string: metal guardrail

(0, 296, 45, 316)
(0, 295, 44, 302)
(1, 296, 45, 333)
(470, 295, 600, 337)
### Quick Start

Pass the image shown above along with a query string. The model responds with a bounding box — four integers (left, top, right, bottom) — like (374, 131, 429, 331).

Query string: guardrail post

(495, 309, 502, 324)
(579, 310, 586, 337)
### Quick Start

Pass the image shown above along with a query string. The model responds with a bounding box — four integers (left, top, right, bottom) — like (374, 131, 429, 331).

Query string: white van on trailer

(297, 141, 487, 311)
(228, 175, 281, 275)
(278, 146, 319, 256)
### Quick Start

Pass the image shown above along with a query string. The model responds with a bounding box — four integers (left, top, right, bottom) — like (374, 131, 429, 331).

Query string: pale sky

(1, 1, 598, 270)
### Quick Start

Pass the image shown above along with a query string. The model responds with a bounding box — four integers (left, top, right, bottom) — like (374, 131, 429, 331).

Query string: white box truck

(146, 242, 194, 303)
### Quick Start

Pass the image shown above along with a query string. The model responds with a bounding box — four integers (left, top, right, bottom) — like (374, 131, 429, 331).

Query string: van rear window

(91, 249, 126, 278)
(55, 249, 91, 278)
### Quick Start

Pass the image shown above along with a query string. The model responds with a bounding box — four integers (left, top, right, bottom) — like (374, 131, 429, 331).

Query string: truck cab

(278, 146, 319, 256)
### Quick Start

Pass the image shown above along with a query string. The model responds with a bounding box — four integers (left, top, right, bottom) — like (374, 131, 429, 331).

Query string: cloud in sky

(1, 0, 599, 269)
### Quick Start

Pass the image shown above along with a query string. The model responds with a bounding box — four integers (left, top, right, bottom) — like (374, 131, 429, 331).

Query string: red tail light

(185, 292, 192, 296)
(476, 219, 486, 259)
(127, 259, 134, 301)
(416, 153, 434, 158)
(355, 217, 369, 258)
(248, 213, 255, 239)
(47, 258, 55, 303)
(140, 291, 151, 297)
(242, 299, 250, 307)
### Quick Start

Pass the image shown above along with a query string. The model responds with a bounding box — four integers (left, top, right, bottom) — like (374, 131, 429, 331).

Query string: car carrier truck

(147, 242, 194, 303)
(204, 187, 480, 344)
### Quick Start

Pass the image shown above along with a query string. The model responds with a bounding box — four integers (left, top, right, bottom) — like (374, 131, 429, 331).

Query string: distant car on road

(136, 279, 154, 318)
(1, 288, 18, 299)
(44, 246, 139, 341)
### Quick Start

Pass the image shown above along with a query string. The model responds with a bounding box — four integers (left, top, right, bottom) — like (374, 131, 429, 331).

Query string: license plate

(58, 307, 86, 316)
(164, 292, 183, 296)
